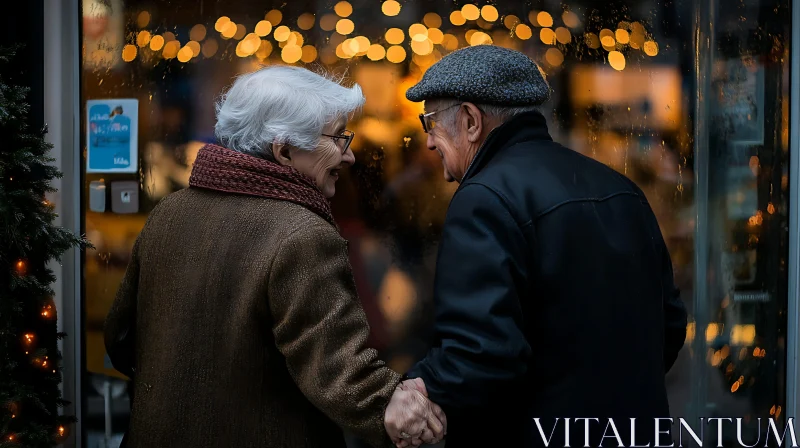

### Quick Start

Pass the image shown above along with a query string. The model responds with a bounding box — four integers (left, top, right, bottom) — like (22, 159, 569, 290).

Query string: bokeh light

(336, 19, 355, 35)
(608, 51, 626, 70)
(386, 45, 407, 63)
(335, 1, 353, 17)
(382, 0, 401, 16)
(536, 11, 554, 27)
(450, 11, 466, 26)
(480, 5, 499, 22)
(461, 4, 480, 21)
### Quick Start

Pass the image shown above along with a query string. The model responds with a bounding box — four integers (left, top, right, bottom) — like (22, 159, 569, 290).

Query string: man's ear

(271, 142, 292, 165)
(462, 103, 484, 143)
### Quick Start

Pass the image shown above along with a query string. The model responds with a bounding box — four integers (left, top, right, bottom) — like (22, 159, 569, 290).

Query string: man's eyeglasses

(321, 129, 355, 154)
(419, 103, 461, 133)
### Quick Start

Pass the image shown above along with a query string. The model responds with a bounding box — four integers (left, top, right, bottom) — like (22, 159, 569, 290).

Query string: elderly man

(398, 45, 688, 447)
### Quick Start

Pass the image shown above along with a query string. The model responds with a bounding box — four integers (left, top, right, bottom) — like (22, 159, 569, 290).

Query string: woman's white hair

(214, 65, 364, 156)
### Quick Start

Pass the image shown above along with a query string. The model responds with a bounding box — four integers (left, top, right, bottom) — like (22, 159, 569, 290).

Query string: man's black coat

(407, 111, 688, 447)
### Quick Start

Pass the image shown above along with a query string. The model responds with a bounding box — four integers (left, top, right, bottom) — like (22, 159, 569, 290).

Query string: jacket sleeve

(407, 183, 532, 409)
(644, 202, 688, 372)
(268, 221, 401, 448)
(104, 236, 141, 379)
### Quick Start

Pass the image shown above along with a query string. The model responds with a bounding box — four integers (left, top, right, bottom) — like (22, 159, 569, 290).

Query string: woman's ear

(271, 142, 292, 166)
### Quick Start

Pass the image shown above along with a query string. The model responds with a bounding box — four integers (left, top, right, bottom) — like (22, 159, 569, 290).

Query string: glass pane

(78, 0, 792, 446)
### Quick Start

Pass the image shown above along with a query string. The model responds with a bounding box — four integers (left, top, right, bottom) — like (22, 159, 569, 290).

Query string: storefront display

(38, 0, 799, 445)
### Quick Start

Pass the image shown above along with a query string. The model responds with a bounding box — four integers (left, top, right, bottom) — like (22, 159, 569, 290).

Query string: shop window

(79, 0, 792, 445)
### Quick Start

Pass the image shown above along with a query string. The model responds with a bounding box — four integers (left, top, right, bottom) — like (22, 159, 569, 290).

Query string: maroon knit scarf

(189, 143, 335, 226)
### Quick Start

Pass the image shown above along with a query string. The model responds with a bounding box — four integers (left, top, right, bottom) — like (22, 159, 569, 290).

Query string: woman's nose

(341, 148, 356, 166)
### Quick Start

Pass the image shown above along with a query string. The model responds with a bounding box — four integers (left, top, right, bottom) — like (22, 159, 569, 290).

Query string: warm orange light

(366, 44, 386, 61)
(58, 426, 66, 437)
(265, 10, 283, 26)
(42, 304, 54, 319)
(461, 4, 480, 21)
(301, 45, 317, 63)
(608, 51, 626, 71)
(15, 260, 26, 275)
(545, 48, 564, 66)
(469, 31, 492, 46)
(643, 41, 659, 56)
(386, 45, 406, 63)
(335, 19, 354, 35)
(382, 0, 401, 17)
(562, 11, 581, 28)
(480, 5, 499, 22)
(503, 15, 520, 30)
(515, 24, 533, 40)
(555, 27, 572, 44)
(281, 45, 302, 63)
(585, 33, 600, 49)
(149, 35, 165, 51)
(136, 31, 151, 47)
(255, 20, 272, 37)
(423, 13, 442, 28)
(536, 11, 554, 27)
(189, 24, 207, 42)
(449, 11, 466, 26)
(335, 1, 353, 17)
(297, 13, 316, 30)
(23, 333, 34, 345)
(137, 11, 150, 28)
(121, 44, 137, 62)
(385, 28, 405, 45)
(177, 46, 193, 63)
(215, 16, 231, 32)
(539, 28, 556, 45)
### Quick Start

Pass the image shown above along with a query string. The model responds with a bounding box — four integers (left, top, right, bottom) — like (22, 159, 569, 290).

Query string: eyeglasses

(419, 103, 462, 133)
(321, 129, 355, 154)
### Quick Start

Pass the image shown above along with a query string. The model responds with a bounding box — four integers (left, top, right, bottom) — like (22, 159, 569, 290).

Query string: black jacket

(407, 111, 688, 447)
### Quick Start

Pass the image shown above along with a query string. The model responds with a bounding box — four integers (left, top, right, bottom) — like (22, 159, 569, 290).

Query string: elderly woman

(104, 66, 445, 448)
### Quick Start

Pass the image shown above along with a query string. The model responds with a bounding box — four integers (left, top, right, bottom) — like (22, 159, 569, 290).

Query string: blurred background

(76, 0, 792, 446)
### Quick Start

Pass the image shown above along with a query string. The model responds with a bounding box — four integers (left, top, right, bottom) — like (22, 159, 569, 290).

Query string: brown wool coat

(104, 188, 401, 448)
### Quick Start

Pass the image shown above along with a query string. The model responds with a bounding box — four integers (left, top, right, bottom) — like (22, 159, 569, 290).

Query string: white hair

(429, 98, 539, 134)
(214, 65, 365, 156)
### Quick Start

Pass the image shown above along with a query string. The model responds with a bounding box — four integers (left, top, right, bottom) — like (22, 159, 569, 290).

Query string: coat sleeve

(104, 236, 141, 379)
(268, 221, 401, 448)
(407, 183, 532, 409)
(644, 202, 688, 372)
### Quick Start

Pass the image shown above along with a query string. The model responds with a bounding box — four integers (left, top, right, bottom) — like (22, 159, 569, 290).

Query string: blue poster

(87, 99, 138, 173)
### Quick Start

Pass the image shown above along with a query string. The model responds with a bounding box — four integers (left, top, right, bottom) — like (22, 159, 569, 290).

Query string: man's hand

(384, 382, 447, 447)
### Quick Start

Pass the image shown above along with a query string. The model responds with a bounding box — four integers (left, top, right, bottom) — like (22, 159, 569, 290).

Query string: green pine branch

(0, 45, 91, 447)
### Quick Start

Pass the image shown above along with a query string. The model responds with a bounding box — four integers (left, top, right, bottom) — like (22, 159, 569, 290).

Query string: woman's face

(274, 118, 355, 198)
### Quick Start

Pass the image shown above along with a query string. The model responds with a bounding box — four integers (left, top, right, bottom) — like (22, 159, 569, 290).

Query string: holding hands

(384, 378, 447, 447)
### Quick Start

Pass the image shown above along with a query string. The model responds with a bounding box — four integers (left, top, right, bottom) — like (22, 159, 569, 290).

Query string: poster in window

(86, 99, 138, 173)
(712, 57, 765, 144)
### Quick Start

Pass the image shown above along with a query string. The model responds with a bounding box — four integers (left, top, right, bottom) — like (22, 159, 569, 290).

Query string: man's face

(424, 102, 470, 182)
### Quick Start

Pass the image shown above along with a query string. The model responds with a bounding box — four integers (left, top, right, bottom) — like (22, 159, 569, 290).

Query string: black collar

(460, 110, 552, 183)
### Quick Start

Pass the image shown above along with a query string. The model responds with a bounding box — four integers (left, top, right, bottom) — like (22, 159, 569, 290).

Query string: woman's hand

(384, 382, 447, 447)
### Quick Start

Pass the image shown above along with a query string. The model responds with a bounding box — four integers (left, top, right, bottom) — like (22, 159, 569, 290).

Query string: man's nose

(426, 133, 436, 151)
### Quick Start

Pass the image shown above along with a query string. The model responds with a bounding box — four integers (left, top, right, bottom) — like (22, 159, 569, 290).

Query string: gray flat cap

(406, 45, 551, 106)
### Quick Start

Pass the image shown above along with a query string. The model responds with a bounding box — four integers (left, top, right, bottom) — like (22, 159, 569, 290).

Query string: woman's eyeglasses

(321, 129, 355, 154)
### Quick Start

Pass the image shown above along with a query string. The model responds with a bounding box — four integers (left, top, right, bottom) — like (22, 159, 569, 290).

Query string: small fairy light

(42, 304, 54, 319)
(7, 434, 15, 442)
(15, 259, 27, 275)
(58, 426, 66, 437)
(23, 333, 35, 345)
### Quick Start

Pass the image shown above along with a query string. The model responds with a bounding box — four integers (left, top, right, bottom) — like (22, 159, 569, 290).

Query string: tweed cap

(406, 45, 551, 106)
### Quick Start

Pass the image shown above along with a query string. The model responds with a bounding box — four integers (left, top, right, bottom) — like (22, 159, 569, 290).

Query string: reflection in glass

(78, 0, 792, 446)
